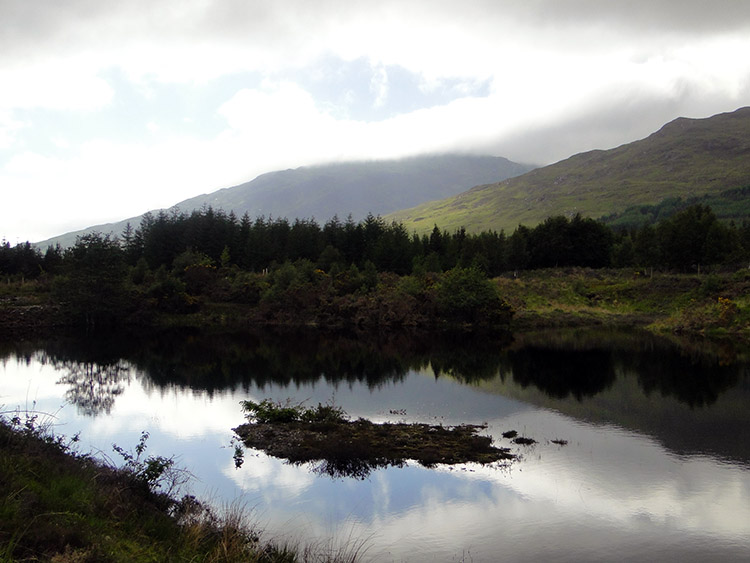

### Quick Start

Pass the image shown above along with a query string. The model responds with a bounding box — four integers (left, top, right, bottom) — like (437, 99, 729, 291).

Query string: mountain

(387, 107, 750, 234)
(36, 154, 534, 248)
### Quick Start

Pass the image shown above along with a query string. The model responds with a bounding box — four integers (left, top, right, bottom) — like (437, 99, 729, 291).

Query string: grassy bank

(0, 415, 366, 562)
(496, 268, 750, 337)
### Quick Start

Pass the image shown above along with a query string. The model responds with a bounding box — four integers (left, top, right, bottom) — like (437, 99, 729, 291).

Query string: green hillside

(388, 107, 750, 233)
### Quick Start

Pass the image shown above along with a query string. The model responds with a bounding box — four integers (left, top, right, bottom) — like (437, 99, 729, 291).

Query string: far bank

(3, 268, 750, 340)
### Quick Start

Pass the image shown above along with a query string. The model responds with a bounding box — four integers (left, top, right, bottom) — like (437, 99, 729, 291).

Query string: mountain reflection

(2, 327, 748, 416)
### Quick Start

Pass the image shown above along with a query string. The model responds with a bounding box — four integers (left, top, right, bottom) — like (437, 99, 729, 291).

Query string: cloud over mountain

(2, 1, 749, 242)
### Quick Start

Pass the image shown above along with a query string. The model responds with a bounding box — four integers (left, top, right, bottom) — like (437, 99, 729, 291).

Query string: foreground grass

(0, 416, 367, 562)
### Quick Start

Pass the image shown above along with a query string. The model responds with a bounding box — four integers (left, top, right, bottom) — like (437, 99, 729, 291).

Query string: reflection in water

(2, 328, 750, 561)
(226, 416, 750, 563)
(631, 349, 741, 407)
(3, 327, 750, 470)
(309, 457, 407, 480)
(506, 346, 617, 399)
(7, 341, 135, 416)
(54, 360, 131, 416)
(503, 330, 746, 407)
(2, 327, 748, 415)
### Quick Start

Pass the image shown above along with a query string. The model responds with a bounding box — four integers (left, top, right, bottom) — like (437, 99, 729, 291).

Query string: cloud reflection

(2, 333, 750, 560)
(223, 404, 750, 560)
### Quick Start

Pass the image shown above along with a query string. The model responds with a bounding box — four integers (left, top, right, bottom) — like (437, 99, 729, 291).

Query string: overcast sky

(2, 0, 750, 243)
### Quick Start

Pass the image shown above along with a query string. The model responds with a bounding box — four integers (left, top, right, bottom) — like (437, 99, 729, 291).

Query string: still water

(2, 328, 749, 562)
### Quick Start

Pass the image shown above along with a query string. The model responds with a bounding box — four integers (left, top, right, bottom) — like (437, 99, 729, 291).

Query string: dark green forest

(5, 203, 750, 279)
(2, 203, 750, 328)
(601, 186, 750, 230)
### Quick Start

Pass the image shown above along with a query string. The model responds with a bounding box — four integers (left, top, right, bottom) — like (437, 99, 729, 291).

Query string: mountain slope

(387, 107, 750, 233)
(36, 154, 533, 248)
(180, 154, 533, 222)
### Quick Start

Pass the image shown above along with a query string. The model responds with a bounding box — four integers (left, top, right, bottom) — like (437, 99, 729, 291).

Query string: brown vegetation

(234, 400, 514, 479)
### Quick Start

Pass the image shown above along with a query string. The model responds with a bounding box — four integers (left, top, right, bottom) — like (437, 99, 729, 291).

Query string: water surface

(1, 328, 749, 562)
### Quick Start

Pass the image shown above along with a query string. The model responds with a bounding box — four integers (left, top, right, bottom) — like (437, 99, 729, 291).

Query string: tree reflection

(308, 457, 406, 480)
(130, 329, 510, 394)
(430, 332, 512, 383)
(502, 329, 746, 407)
(54, 360, 131, 416)
(1, 326, 748, 412)
(507, 346, 617, 400)
(630, 348, 742, 408)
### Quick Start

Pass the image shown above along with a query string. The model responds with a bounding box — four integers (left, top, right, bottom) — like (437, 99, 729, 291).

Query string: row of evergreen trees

(3, 203, 750, 281)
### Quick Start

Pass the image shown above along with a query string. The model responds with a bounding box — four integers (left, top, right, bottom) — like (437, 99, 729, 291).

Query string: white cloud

(218, 80, 329, 134)
(0, 57, 114, 112)
(2, 137, 233, 241)
(216, 80, 494, 165)
(0, 110, 25, 149)
(2, 0, 750, 241)
(370, 65, 389, 108)
(224, 455, 316, 499)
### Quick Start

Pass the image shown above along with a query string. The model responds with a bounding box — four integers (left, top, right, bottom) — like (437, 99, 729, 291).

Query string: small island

(233, 400, 515, 478)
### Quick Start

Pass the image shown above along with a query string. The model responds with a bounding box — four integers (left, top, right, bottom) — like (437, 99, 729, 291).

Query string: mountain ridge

(387, 106, 750, 233)
(36, 154, 534, 248)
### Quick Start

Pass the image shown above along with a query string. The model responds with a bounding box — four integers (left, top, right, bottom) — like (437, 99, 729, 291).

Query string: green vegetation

(436, 266, 512, 324)
(389, 107, 750, 234)
(241, 399, 349, 425)
(2, 210, 519, 331)
(3, 196, 750, 335)
(0, 414, 366, 562)
(600, 186, 750, 230)
(235, 400, 514, 479)
(498, 268, 750, 337)
(52, 233, 131, 327)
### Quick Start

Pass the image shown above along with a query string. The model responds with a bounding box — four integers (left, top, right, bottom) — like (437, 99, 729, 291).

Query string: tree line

(3, 203, 750, 282)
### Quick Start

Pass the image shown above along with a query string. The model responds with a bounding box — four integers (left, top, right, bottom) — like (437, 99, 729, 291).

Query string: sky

(2, 0, 750, 244)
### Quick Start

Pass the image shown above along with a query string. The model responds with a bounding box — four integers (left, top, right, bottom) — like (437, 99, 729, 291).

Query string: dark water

(2, 328, 749, 562)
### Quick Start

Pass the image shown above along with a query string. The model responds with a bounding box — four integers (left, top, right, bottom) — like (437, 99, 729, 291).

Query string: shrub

(240, 399, 348, 425)
(146, 275, 199, 313)
(111, 431, 187, 496)
(435, 267, 513, 326)
(241, 399, 303, 423)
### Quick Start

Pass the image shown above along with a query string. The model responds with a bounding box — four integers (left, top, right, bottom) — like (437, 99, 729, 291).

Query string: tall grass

(0, 412, 369, 562)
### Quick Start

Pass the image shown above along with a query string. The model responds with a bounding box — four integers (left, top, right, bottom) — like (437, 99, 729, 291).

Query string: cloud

(0, 110, 25, 150)
(216, 79, 502, 165)
(0, 59, 114, 112)
(370, 65, 389, 108)
(3, 1, 748, 116)
(513, 0, 750, 35)
(2, 0, 750, 241)
(4, 1, 747, 85)
(2, 136, 235, 241)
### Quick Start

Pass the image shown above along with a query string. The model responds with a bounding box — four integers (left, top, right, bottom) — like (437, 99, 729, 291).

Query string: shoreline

(3, 268, 750, 340)
(0, 416, 368, 562)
